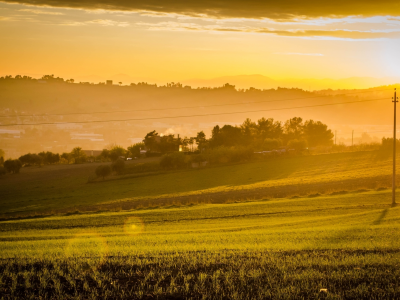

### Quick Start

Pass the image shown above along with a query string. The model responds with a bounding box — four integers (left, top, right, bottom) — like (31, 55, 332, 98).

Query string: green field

(0, 150, 397, 218)
(1, 150, 400, 299)
(1, 188, 400, 298)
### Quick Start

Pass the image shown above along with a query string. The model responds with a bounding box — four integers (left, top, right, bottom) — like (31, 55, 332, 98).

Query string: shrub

(38, 151, 60, 164)
(0, 166, 6, 176)
(111, 159, 125, 174)
(109, 146, 126, 161)
(263, 138, 282, 151)
(287, 139, 308, 152)
(4, 159, 22, 174)
(160, 152, 187, 170)
(19, 153, 43, 166)
(95, 165, 112, 179)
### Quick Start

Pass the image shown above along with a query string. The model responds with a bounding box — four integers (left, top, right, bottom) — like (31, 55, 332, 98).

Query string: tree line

(0, 74, 308, 93)
(0, 116, 341, 176)
(144, 117, 334, 154)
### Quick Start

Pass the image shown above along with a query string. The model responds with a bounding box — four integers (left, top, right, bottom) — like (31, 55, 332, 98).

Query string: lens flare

(123, 216, 145, 236)
(65, 231, 109, 271)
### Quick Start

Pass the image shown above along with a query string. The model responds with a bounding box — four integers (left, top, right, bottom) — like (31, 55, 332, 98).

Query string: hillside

(0, 150, 397, 218)
(0, 78, 395, 158)
(1, 187, 400, 298)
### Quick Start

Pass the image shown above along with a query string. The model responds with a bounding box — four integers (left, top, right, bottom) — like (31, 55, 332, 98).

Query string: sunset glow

(1, 1, 400, 88)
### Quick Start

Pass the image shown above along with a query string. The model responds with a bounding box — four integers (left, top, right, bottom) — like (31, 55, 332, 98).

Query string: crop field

(0, 150, 398, 218)
(1, 188, 400, 299)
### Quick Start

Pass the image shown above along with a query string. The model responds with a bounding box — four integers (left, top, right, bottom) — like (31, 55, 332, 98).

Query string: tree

(257, 118, 283, 140)
(0, 149, 5, 161)
(19, 153, 43, 166)
(159, 134, 179, 153)
(4, 159, 22, 174)
(143, 130, 159, 152)
(188, 137, 195, 152)
(240, 118, 257, 144)
(284, 117, 304, 143)
(210, 125, 242, 147)
(99, 149, 110, 161)
(38, 151, 60, 164)
(109, 146, 126, 161)
(71, 147, 86, 164)
(61, 152, 72, 164)
(195, 131, 207, 151)
(95, 165, 112, 179)
(303, 120, 334, 147)
(127, 143, 144, 158)
(111, 159, 125, 174)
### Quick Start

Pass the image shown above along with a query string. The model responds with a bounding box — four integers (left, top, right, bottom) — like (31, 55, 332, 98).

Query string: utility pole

(393, 88, 398, 206)
(352, 130, 354, 148)
(335, 130, 337, 145)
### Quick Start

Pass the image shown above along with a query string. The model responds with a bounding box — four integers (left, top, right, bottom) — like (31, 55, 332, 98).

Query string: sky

(1, 0, 400, 86)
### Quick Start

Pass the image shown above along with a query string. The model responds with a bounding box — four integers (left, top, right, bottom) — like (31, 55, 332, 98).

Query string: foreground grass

(1, 189, 400, 298)
(0, 150, 397, 217)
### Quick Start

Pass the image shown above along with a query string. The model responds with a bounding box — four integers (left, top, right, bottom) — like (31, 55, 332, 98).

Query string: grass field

(2, 150, 400, 299)
(1, 188, 400, 298)
(0, 150, 397, 218)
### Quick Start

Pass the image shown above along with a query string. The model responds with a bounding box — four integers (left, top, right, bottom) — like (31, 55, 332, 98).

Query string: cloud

(257, 29, 400, 39)
(87, 19, 129, 26)
(137, 21, 400, 39)
(275, 52, 324, 56)
(2, 0, 400, 20)
(61, 18, 129, 26)
(19, 8, 64, 15)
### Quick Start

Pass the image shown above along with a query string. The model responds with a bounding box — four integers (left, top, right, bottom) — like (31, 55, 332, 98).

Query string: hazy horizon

(2, 72, 400, 90)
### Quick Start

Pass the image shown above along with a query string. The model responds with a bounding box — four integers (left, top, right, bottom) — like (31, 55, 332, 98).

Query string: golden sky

(1, 0, 400, 86)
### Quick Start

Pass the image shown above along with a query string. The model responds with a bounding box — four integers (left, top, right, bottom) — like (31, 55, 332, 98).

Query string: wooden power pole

(335, 130, 337, 145)
(393, 88, 398, 206)
(352, 130, 354, 148)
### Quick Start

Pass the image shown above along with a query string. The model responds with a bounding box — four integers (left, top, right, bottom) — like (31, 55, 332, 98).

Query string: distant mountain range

(182, 74, 400, 90)
(87, 74, 400, 90)
(2, 73, 399, 90)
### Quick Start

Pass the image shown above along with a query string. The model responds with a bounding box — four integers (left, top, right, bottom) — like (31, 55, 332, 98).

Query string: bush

(111, 159, 125, 174)
(263, 138, 282, 151)
(4, 159, 22, 174)
(19, 153, 43, 166)
(287, 139, 308, 152)
(0, 166, 6, 176)
(160, 152, 187, 170)
(38, 151, 60, 164)
(109, 146, 126, 161)
(95, 165, 112, 179)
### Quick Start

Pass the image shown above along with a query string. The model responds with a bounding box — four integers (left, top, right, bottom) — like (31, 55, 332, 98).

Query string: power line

(0, 88, 392, 118)
(0, 96, 389, 127)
